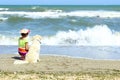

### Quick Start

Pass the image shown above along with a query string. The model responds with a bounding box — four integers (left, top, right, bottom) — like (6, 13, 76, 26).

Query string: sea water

(0, 5, 120, 60)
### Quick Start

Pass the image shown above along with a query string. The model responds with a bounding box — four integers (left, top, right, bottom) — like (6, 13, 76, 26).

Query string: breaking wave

(1, 25, 120, 46)
(0, 10, 120, 21)
(0, 8, 9, 11)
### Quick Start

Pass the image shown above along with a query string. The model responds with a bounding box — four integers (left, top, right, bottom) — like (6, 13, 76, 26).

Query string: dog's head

(32, 35, 42, 43)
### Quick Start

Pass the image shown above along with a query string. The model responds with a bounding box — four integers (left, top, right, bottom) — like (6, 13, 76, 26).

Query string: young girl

(18, 29, 30, 60)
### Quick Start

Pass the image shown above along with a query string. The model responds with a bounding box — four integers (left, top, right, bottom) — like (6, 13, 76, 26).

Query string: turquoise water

(0, 5, 120, 45)
(0, 5, 120, 59)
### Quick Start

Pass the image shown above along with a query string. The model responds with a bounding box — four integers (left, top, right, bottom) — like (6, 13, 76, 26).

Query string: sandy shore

(1, 54, 120, 80)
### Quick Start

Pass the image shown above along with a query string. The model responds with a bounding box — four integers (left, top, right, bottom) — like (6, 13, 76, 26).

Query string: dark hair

(21, 33, 28, 37)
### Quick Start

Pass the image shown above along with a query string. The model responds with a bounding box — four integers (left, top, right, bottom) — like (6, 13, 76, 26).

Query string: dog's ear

(32, 35, 42, 41)
(38, 35, 42, 40)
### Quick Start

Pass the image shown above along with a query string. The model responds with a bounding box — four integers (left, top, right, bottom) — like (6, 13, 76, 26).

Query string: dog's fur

(14, 35, 42, 64)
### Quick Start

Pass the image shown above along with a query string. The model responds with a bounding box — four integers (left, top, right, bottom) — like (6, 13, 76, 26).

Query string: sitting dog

(14, 35, 42, 64)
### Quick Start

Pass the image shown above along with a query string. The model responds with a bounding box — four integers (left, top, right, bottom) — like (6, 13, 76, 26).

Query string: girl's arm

(25, 42, 29, 51)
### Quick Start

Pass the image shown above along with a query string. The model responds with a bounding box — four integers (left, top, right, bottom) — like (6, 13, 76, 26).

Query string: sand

(0, 54, 120, 80)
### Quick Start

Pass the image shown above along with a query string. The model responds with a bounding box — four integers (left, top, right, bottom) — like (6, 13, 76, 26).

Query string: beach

(1, 54, 120, 80)
(1, 5, 120, 80)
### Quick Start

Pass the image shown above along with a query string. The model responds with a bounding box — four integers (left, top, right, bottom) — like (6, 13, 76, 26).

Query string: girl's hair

(21, 33, 28, 37)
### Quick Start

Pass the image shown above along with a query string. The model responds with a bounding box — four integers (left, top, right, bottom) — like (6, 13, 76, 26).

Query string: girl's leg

(19, 52, 26, 60)
(20, 55, 25, 60)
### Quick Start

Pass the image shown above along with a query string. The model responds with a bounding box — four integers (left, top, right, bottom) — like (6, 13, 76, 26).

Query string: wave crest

(0, 10, 120, 21)
(0, 25, 120, 46)
(42, 25, 120, 46)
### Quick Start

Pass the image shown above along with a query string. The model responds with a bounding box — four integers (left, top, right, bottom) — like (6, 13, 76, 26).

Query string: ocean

(0, 5, 120, 59)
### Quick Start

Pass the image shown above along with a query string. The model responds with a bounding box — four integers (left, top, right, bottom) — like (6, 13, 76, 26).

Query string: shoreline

(1, 45, 120, 60)
(1, 54, 120, 79)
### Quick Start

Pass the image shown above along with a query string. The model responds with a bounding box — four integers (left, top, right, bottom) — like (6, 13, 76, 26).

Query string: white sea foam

(0, 8, 9, 11)
(31, 7, 37, 9)
(1, 25, 120, 46)
(0, 17, 8, 21)
(0, 35, 18, 45)
(0, 10, 120, 20)
(42, 25, 120, 46)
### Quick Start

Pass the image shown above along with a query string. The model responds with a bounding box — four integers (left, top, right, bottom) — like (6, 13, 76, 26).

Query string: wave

(0, 35, 18, 45)
(42, 25, 120, 46)
(7, 16, 33, 22)
(1, 25, 120, 46)
(0, 17, 8, 21)
(0, 8, 9, 11)
(0, 10, 120, 21)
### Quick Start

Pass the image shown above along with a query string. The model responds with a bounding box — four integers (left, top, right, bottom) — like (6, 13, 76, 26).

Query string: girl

(18, 29, 30, 60)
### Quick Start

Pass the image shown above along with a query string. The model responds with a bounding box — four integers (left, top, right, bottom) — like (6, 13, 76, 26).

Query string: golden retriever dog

(14, 35, 42, 64)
